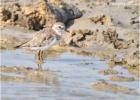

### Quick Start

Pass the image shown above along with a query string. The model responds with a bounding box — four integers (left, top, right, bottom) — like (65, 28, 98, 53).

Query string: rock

(114, 39, 129, 49)
(102, 28, 118, 44)
(122, 50, 139, 77)
(62, 28, 119, 48)
(125, 32, 139, 48)
(123, 50, 139, 67)
(61, 29, 95, 48)
(90, 14, 112, 25)
(128, 66, 139, 77)
(0, 8, 12, 21)
(0, 0, 82, 30)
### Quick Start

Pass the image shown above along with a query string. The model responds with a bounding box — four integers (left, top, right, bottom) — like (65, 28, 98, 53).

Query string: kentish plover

(20, 22, 66, 70)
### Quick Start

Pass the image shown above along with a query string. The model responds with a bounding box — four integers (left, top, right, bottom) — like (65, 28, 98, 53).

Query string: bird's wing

(30, 37, 58, 50)
(21, 28, 54, 47)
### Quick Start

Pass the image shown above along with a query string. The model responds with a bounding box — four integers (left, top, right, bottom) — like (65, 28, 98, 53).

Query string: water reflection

(0, 45, 67, 85)
(0, 47, 139, 100)
(24, 45, 67, 70)
(0, 66, 59, 85)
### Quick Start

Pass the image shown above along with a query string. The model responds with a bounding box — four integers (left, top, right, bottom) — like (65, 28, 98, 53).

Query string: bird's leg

(39, 50, 44, 63)
(35, 50, 43, 71)
(35, 50, 40, 63)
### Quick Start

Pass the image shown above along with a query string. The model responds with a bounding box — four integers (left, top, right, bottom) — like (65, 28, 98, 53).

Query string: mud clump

(128, 66, 139, 77)
(1, 75, 25, 83)
(0, 66, 59, 85)
(0, 0, 82, 30)
(62, 29, 96, 48)
(62, 28, 129, 49)
(113, 39, 129, 49)
(91, 81, 138, 95)
(69, 48, 95, 56)
(99, 69, 118, 75)
(62, 29, 101, 48)
(90, 14, 112, 25)
(109, 75, 135, 82)
(122, 50, 139, 77)
(123, 50, 139, 67)
(0, 66, 19, 72)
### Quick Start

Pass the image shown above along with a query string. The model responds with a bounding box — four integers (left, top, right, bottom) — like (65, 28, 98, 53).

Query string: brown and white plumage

(20, 22, 66, 70)
(21, 22, 65, 50)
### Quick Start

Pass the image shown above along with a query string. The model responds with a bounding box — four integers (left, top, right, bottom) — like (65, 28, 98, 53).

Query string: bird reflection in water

(34, 46, 66, 71)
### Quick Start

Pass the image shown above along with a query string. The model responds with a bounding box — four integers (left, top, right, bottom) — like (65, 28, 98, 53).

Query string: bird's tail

(15, 41, 29, 48)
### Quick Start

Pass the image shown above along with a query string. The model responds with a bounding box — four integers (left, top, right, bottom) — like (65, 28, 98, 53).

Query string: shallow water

(0, 50, 139, 100)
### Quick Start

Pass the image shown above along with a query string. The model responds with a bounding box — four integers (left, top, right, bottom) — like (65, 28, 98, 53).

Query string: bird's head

(52, 22, 66, 36)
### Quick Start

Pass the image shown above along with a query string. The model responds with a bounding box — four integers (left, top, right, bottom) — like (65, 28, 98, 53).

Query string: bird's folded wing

(29, 37, 58, 50)
(21, 31, 51, 47)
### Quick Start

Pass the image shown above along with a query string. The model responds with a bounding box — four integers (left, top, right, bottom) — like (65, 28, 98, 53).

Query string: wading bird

(20, 22, 66, 70)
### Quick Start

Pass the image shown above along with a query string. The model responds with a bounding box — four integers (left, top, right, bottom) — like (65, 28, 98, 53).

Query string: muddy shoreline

(0, 0, 139, 100)
(0, 0, 139, 77)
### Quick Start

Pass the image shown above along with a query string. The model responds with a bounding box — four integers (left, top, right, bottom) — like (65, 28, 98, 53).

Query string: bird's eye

(58, 26, 61, 28)
(58, 26, 65, 30)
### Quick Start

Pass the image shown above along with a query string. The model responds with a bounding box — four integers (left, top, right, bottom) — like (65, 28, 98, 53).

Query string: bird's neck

(52, 28, 63, 36)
